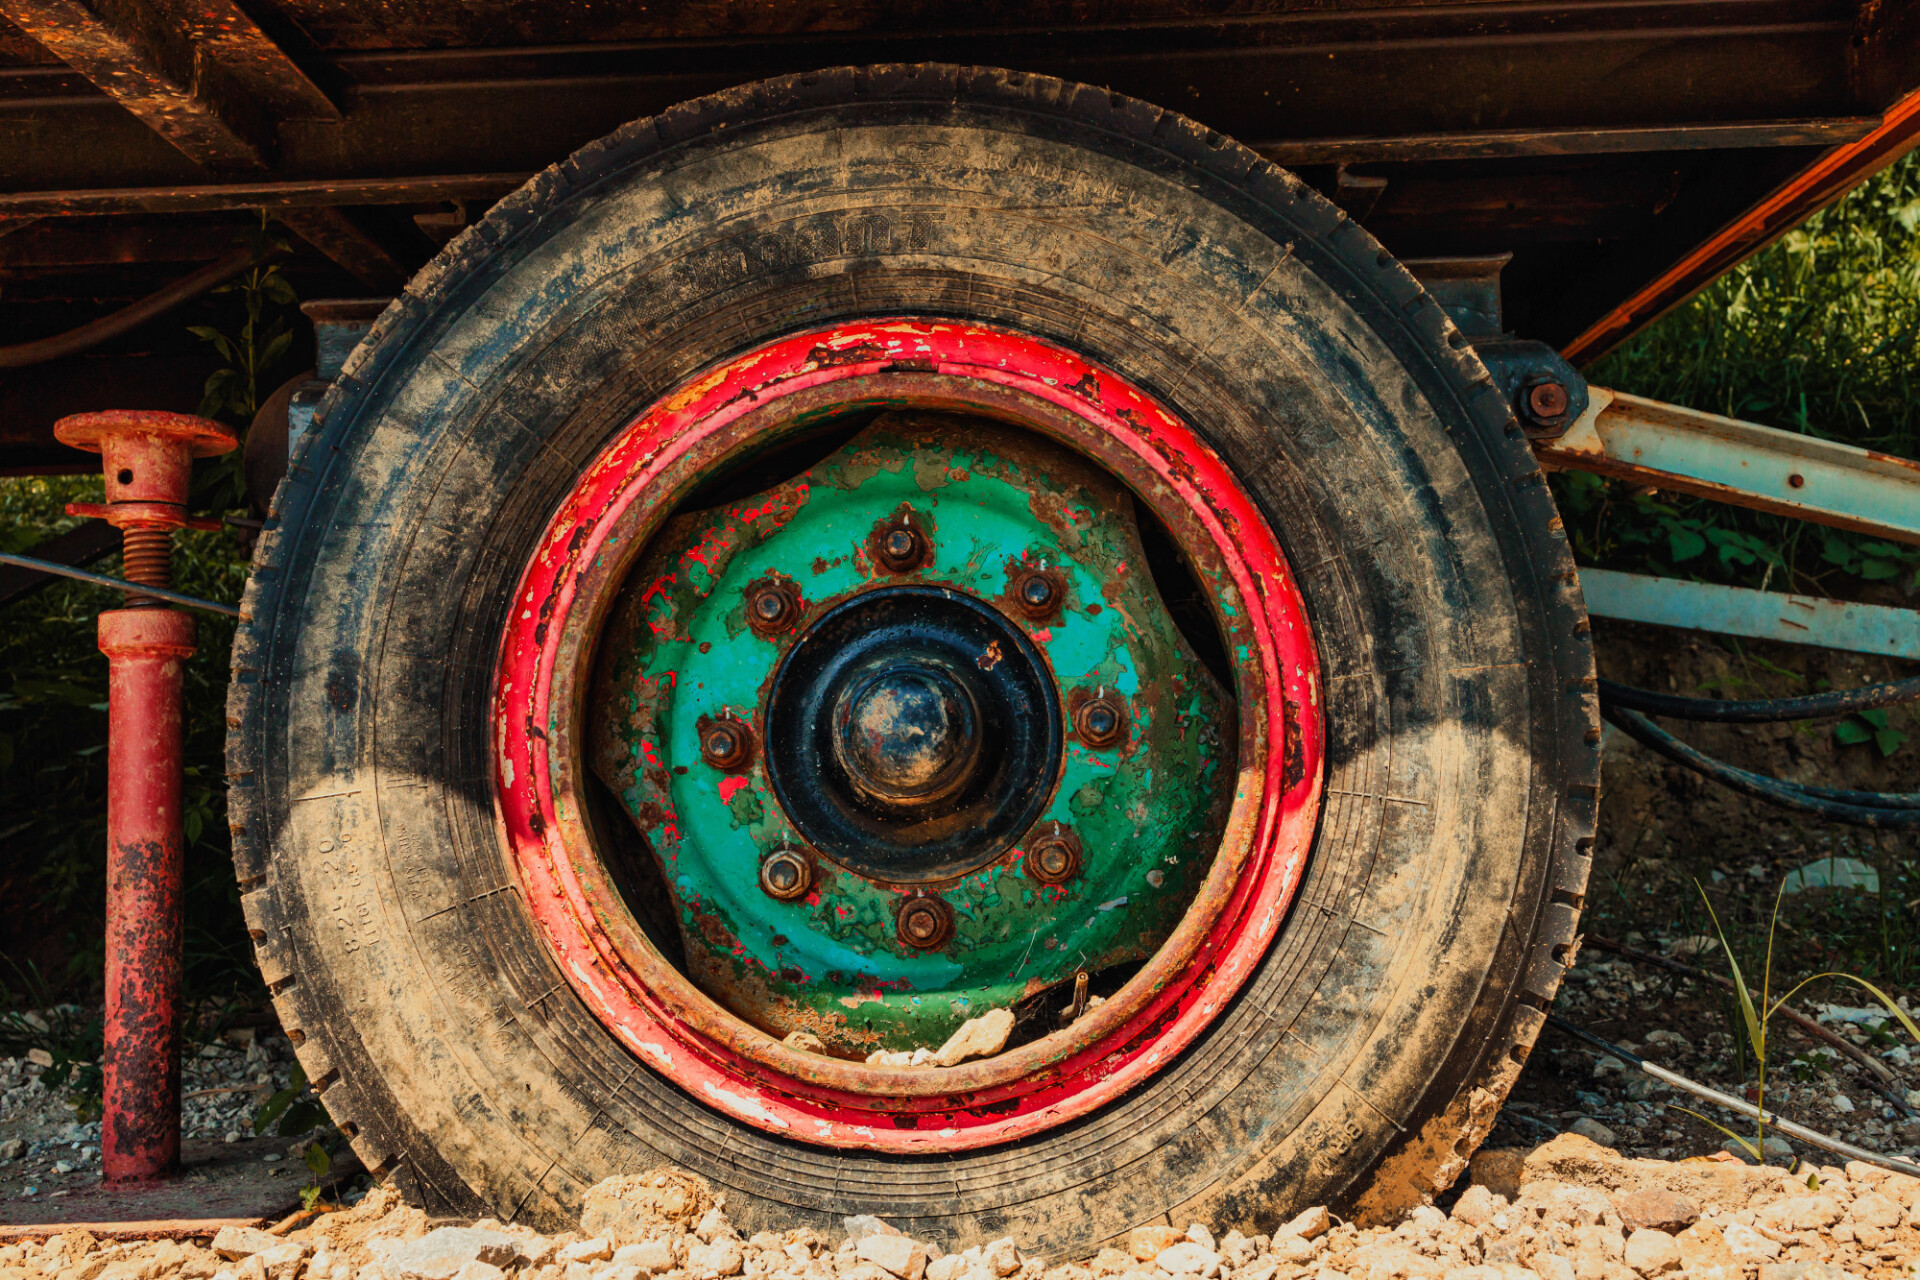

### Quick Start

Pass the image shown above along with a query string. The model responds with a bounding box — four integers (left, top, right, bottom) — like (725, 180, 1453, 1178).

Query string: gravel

(0, 1027, 306, 1201)
(1, 1142, 1916, 1280)
(1501, 940, 1920, 1170)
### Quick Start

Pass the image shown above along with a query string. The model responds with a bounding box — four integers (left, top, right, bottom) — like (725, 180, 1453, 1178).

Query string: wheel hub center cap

(764, 584, 1062, 883)
(834, 663, 980, 806)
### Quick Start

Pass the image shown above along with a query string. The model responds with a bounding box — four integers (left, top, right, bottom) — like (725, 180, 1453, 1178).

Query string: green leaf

(303, 1142, 332, 1179)
(261, 330, 293, 368)
(253, 1061, 306, 1134)
(1770, 973, 1920, 1047)
(1670, 1104, 1761, 1161)
(278, 1099, 325, 1137)
(1835, 721, 1873, 745)
(1873, 728, 1907, 758)
(1667, 526, 1707, 562)
(12, 678, 104, 707)
(1861, 559, 1900, 579)
(1820, 535, 1856, 568)
(1859, 709, 1890, 730)
(1697, 885, 1765, 1062)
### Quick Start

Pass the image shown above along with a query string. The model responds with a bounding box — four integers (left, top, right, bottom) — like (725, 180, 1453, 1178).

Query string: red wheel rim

(495, 320, 1323, 1152)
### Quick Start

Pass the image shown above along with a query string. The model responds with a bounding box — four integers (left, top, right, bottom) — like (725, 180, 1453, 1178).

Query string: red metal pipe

(53, 410, 235, 1184)
(99, 608, 195, 1181)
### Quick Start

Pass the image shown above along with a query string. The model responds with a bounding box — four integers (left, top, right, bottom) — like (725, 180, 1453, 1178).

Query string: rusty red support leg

(53, 410, 235, 1184)
(99, 608, 195, 1180)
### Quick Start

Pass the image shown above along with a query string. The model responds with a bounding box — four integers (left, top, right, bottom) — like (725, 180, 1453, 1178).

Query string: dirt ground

(1496, 621, 1920, 1170)
(2, 620, 1918, 1275)
(1, 1140, 1917, 1280)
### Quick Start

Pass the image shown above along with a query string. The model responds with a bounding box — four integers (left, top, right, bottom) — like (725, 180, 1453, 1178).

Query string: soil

(1499, 619, 1920, 1168)
(0, 1035, 346, 1225)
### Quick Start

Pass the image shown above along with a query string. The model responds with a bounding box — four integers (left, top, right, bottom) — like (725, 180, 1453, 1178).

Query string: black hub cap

(833, 663, 981, 810)
(765, 585, 1062, 882)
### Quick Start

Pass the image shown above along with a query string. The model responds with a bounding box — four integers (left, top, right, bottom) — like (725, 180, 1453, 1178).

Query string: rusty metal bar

(1580, 569, 1920, 661)
(0, 551, 241, 616)
(0, 247, 257, 369)
(1561, 86, 1920, 362)
(0, 173, 528, 217)
(1537, 387, 1920, 546)
(1256, 116, 1881, 166)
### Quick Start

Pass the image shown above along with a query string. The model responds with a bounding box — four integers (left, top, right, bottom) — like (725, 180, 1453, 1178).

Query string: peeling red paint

(492, 321, 1323, 1152)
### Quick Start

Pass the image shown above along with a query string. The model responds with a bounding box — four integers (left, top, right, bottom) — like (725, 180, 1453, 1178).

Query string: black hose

(1601, 704, 1920, 827)
(1790, 778, 1920, 810)
(1598, 675, 1920, 722)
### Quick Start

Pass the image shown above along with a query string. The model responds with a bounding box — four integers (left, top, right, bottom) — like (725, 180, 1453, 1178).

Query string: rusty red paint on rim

(494, 320, 1323, 1152)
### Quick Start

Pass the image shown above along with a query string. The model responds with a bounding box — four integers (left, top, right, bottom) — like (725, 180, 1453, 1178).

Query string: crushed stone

(2, 1142, 1916, 1280)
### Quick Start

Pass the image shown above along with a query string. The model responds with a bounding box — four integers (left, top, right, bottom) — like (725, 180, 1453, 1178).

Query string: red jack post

(53, 410, 237, 1184)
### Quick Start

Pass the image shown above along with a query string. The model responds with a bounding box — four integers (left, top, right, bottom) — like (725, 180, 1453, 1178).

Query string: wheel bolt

(1073, 691, 1129, 749)
(895, 896, 953, 949)
(700, 716, 754, 771)
(1011, 567, 1065, 620)
(870, 517, 929, 573)
(1523, 378, 1570, 425)
(746, 578, 801, 637)
(1023, 824, 1082, 885)
(759, 849, 814, 901)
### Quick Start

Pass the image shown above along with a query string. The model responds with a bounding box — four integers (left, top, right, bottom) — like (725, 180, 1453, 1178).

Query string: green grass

(1561, 149, 1920, 599)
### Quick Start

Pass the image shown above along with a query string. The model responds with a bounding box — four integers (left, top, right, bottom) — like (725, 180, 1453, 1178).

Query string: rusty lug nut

(895, 896, 954, 950)
(745, 578, 802, 637)
(1523, 379, 1570, 425)
(759, 848, 814, 901)
(1011, 567, 1066, 620)
(1023, 823, 1082, 885)
(872, 521, 929, 574)
(699, 716, 755, 771)
(1073, 691, 1130, 749)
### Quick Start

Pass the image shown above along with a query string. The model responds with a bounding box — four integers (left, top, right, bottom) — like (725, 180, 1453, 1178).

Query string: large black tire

(228, 65, 1598, 1249)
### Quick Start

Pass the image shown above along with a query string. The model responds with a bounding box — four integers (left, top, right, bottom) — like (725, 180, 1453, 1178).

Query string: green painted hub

(588, 413, 1234, 1056)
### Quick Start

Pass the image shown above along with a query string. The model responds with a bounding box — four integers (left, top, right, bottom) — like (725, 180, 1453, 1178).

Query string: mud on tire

(227, 63, 1598, 1251)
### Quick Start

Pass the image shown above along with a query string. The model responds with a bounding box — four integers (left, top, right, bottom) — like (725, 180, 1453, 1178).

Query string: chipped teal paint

(588, 417, 1233, 1054)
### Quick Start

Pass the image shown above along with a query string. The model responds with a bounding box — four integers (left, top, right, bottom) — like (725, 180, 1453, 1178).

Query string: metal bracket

(1402, 255, 1588, 439)
(1472, 337, 1590, 440)
(1537, 387, 1920, 546)
(286, 298, 389, 461)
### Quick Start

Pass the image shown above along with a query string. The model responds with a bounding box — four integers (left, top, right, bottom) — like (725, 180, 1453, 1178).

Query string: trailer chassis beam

(1536, 387, 1920, 548)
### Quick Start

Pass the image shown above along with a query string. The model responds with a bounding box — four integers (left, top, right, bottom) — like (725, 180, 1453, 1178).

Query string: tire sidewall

(231, 66, 1594, 1248)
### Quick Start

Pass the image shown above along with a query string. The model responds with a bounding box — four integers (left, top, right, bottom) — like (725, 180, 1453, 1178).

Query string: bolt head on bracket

(1469, 339, 1589, 441)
